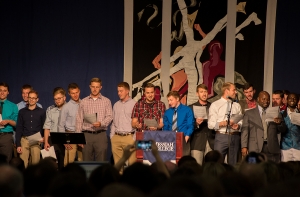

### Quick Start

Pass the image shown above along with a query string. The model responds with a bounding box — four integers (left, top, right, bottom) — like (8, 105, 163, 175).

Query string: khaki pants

(111, 134, 136, 170)
(191, 141, 212, 165)
(64, 144, 83, 166)
(20, 137, 41, 168)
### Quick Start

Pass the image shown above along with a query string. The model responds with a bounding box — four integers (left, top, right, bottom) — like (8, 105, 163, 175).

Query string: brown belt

(215, 131, 240, 135)
(115, 132, 135, 136)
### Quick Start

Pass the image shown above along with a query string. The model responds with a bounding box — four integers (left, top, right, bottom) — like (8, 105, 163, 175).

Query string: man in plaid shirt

(131, 83, 166, 131)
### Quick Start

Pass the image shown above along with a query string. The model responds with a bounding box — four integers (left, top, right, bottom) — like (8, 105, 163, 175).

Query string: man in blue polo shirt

(0, 82, 18, 163)
(163, 91, 194, 156)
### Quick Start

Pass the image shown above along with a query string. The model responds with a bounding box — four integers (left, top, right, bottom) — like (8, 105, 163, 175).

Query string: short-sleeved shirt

(131, 99, 166, 131)
(43, 105, 61, 132)
(0, 99, 18, 132)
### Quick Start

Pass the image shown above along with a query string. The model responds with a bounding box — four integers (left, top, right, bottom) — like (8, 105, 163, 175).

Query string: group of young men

(0, 79, 299, 169)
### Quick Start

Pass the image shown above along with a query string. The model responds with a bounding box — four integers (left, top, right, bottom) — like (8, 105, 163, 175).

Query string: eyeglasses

(54, 96, 64, 101)
(28, 97, 38, 100)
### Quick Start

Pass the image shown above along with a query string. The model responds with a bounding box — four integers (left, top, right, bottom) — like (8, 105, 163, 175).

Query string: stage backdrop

(126, 0, 300, 104)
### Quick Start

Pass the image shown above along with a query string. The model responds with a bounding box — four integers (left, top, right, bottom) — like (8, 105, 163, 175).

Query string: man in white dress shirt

(208, 82, 242, 166)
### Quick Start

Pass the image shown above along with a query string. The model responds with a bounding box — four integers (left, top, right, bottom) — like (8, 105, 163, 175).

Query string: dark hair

(243, 83, 254, 91)
(0, 82, 9, 91)
(68, 83, 80, 91)
(21, 84, 33, 91)
(287, 93, 300, 103)
(118, 82, 130, 90)
(273, 90, 284, 98)
(28, 90, 39, 98)
(196, 84, 208, 91)
(282, 89, 290, 95)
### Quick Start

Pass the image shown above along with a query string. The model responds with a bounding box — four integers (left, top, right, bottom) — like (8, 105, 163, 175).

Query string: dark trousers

(183, 139, 190, 156)
(48, 136, 65, 170)
(214, 133, 240, 166)
(262, 142, 280, 163)
(0, 133, 13, 163)
(83, 132, 107, 161)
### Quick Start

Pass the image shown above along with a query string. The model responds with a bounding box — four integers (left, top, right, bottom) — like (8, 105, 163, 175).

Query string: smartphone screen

(247, 156, 257, 164)
(136, 140, 152, 150)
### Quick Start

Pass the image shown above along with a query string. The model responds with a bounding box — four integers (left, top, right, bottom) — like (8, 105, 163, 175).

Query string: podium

(136, 131, 183, 164)
(50, 132, 86, 164)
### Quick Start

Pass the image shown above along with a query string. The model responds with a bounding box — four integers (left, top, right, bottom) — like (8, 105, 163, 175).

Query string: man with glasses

(43, 87, 66, 169)
(16, 90, 46, 168)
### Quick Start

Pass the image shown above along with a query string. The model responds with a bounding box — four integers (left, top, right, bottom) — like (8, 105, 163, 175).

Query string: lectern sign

(143, 131, 176, 164)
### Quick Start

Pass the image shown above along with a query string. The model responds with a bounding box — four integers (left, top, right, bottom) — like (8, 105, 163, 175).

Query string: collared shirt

(58, 99, 80, 132)
(163, 103, 194, 136)
(43, 105, 61, 132)
(75, 94, 113, 132)
(17, 101, 42, 110)
(15, 106, 46, 147)
(208, 97, 242, 133)
(257, 105, 264, 119)
(131, 99, 166, 131)
(110, 98, 136, 138)
(0, 99, 18, 132)
(281, 109, 300, 150)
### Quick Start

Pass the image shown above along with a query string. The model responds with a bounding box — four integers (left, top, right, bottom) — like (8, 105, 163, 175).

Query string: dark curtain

(0, 0, 124, 107)
(274, 1, 300, 93)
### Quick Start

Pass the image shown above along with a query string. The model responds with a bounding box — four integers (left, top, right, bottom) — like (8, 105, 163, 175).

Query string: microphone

(227, 96, 238, 102)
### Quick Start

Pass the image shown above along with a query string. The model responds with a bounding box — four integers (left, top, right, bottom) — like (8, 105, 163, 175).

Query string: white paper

(230, 114, 244, 124)
(27, 132, 43, 146)
(290, 113, 300, 126)
(144, 118, 158, 127)
(193, 106, 207, 119)
(84, 113, 97, 124)
(265, 106, 280, 122)
(0, 114, 4, 129)
(41, 146, 57, 159)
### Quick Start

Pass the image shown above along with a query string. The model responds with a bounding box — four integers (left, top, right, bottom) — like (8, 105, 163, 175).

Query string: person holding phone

(241, 91, 287, 163)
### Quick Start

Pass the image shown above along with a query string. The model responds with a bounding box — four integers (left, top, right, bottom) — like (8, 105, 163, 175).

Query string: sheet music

(290, 112, 300, 126)
(230, 114, 244, 124)
(41, 146, 57, 159)
(27, 132, 43, 146)
(0, 114, 4, 129)
(265, 106, 280, 122)
(144, 118, 159, 127)
(193, 106, 207, 119)
(84, 113, 97, 124)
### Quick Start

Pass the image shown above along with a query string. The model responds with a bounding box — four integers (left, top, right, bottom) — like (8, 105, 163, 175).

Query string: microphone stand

(225, 100, 233, 133)
(225, 99, 233, 165)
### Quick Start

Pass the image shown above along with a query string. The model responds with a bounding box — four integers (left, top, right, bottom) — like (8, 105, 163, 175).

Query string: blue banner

(143, 131, 176, 163)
